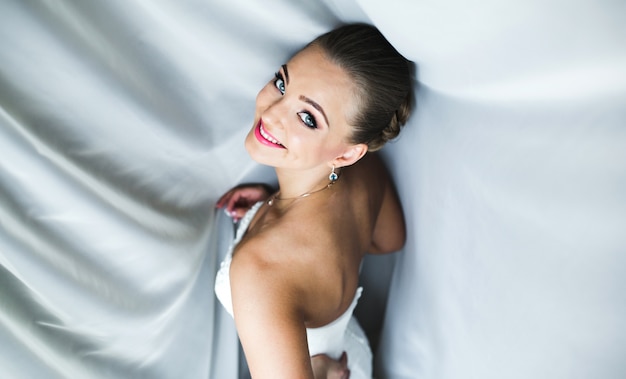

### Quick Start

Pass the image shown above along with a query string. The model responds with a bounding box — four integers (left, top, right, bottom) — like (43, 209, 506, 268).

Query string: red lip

(254, 119, 285, 149)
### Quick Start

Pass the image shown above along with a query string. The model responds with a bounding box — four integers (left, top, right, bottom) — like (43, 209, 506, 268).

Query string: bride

(215, 23, 413, 379)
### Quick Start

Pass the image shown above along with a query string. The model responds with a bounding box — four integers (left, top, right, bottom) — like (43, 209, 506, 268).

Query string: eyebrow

(281, 64, 289, 84)
(282, 63, 330, 128)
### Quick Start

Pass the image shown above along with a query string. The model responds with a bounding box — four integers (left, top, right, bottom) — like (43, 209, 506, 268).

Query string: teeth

(260, 124, 281, 145)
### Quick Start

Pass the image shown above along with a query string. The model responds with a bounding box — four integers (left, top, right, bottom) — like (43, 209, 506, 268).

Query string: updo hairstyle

(309, 23, 414, 152)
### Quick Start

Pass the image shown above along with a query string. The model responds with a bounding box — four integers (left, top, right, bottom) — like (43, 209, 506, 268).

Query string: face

(245, 45, 362, 174)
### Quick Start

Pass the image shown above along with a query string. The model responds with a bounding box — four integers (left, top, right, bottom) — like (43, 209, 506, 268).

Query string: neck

(274, 166, 332, 199)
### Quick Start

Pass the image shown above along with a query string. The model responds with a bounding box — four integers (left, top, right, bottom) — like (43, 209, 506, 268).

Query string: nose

(260, 96, 287, 130)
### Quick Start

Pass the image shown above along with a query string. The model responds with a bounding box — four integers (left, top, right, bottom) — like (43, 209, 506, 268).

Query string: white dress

(215, 202, 373, 378)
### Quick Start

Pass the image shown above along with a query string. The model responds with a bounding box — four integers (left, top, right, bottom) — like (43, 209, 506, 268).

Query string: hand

(311, 352, 350, 379)
(216, 183, 274, 222)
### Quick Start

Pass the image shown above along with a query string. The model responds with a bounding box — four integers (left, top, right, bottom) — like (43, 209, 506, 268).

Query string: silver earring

(329, 165, 338, 182)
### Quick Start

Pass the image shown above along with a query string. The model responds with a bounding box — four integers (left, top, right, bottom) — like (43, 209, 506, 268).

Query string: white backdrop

(1, 1, 625, 378)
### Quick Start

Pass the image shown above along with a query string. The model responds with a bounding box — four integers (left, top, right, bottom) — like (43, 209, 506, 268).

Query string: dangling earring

(329, 165, 338, 182)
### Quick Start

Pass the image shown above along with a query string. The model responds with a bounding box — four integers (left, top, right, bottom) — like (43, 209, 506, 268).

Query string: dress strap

(233, 201, 264, 243)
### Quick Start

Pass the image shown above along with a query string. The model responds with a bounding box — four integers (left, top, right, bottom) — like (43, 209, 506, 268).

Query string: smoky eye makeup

(297, 111, 317, 129)
(299, 95, 329, 128)
(274, 72, 285, 94)
(271, 64, 327, 129)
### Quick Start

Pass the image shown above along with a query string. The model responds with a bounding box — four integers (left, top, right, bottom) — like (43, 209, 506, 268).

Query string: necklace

(267, 181, 336, 206)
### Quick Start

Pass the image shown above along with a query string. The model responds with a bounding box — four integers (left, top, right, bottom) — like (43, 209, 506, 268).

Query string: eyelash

(298, 112, 317, 129)
(274, 72, 285, 95)
(272, 72, 318, 130)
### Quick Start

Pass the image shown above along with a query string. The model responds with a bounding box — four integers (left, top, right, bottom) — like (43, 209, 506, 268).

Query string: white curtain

(1, 1, 624, 378)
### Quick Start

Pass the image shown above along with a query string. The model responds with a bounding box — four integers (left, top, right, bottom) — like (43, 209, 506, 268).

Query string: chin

(244, 132, 271, 166)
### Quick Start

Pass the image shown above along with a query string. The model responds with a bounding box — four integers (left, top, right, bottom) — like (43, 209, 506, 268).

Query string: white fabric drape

(1, 1, 624, 378)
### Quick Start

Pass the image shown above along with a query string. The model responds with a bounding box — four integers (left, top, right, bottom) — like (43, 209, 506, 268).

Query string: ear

(332, 143, 368, 168)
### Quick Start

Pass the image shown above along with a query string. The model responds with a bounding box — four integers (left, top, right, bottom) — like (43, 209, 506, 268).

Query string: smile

(254, 120, 285, 148)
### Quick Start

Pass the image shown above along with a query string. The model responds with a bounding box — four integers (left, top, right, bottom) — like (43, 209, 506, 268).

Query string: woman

(215, 23, 413, 378)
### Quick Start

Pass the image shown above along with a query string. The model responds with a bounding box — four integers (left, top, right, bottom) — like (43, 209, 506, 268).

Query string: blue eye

(274, 72, 285, 95)
(297, 112, 317, 129)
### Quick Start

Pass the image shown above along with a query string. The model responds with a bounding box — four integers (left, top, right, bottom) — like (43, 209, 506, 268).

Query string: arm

(368, 155, 406, 254)
(230, 248, 314, 379)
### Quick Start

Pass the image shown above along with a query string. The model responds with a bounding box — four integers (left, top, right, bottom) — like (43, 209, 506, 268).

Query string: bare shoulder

(230, 233, 305, 308)
(229, 225, 318, 378)
(231, 212, 349, 324)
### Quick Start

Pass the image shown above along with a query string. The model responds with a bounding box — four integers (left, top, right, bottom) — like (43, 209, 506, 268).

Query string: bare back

(232, 153, 405, 328)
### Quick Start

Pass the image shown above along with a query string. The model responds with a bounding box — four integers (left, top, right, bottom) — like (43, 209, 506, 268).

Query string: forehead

(286, 45, 357, 127)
